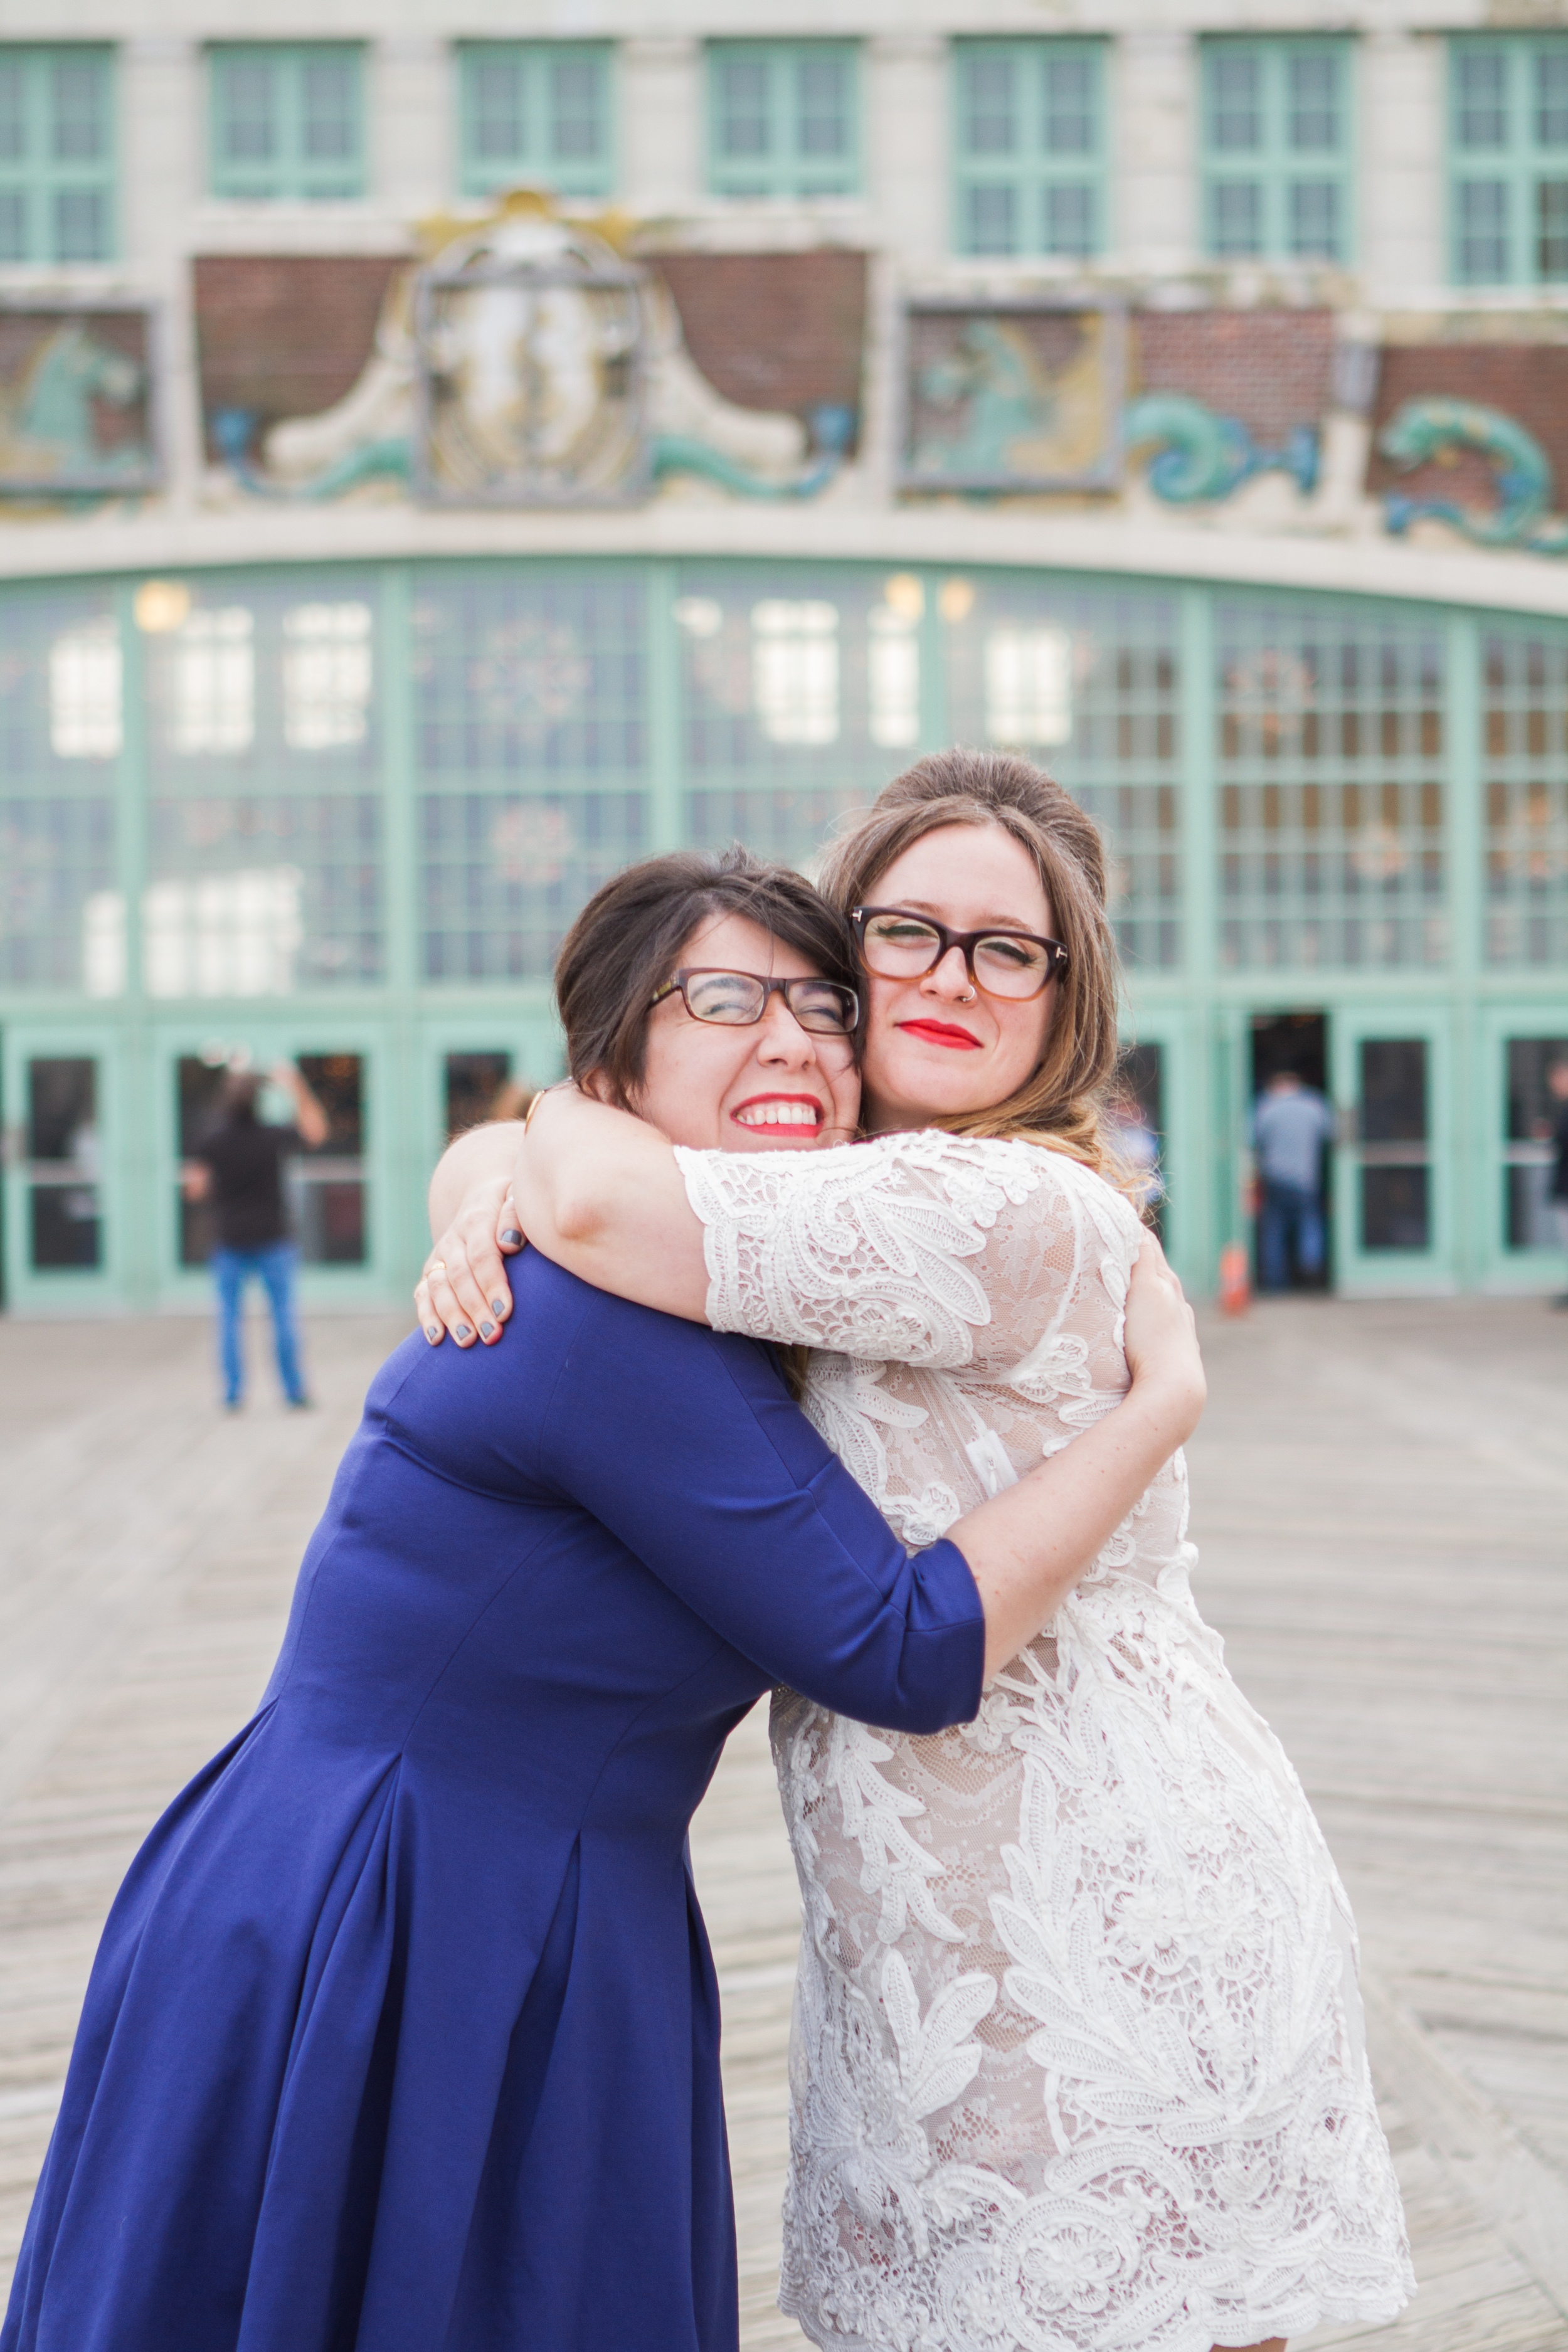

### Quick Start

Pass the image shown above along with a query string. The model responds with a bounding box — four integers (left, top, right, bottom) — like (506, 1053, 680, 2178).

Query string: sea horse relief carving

(1379, 395, 1568, 554)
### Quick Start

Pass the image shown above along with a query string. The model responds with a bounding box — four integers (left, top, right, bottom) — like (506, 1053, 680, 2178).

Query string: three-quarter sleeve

(538, 1286, 984, 1734)
(674, 1131, 1136, 1375)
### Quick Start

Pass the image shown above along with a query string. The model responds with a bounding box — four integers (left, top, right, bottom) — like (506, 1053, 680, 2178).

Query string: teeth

(734, 1101, 820, 1128)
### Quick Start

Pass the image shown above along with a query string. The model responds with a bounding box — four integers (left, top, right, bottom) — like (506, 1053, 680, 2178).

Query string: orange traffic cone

(1218, 1241, 1251, 1316)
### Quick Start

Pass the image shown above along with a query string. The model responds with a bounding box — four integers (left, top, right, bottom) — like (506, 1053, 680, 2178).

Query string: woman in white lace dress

(433, 753, 1414, 2352)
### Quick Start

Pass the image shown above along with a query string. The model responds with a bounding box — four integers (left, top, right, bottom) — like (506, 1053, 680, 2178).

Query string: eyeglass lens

(859, 914, 1052, 999)
(683, 972, 856, 1034)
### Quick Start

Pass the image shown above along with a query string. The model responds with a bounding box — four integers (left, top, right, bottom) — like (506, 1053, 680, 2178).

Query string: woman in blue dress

(3, 849, 1202, 2352)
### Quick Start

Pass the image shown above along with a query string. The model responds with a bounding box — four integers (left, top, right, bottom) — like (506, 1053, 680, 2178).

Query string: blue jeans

(212, 1242, 307, 1405)
(1258, 1180, 1326, 1293)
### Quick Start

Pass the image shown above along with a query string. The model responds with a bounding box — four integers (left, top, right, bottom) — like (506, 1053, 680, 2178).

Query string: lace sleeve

(672, 1131, 1140, 1374)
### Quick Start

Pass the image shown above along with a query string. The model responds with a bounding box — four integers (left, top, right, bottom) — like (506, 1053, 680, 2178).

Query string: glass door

(157, 1028, 384, 1296)
(2, 1029, 120, 1308)
(1331, 1010, 1453, 1291)
(1483, 1015, 1568, 1287)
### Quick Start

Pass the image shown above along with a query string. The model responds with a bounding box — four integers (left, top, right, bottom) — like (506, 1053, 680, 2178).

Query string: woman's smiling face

(856, 824, 1057, 1134)
(625, 910, 862, 1153)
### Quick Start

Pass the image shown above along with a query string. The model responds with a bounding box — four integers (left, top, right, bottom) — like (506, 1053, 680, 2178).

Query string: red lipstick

(898, 1020, 982, 1051)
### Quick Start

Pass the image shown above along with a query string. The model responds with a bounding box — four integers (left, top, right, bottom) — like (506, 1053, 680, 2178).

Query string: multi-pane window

(1201, 40, 1352, 263)
(457, 45, 612, 201)
(942, 576, 1182, 970)
(678, 569, 926, 873)
(413, 571, 647, 983)
(953, 41, 1106, 260)
(1483, 631, 1568, 965)
(0, 47, 115, 263)
(0, 587, 120, 992)
(707, 43, 859, 200)
(142, 576, 384, 992)
(1217, 603, 1447, 970)
(209, 45, 364, 203)
(1450, 37, 1568, 284)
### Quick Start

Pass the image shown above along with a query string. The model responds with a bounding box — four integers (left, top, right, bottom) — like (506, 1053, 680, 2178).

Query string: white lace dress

(674, 1131, 1413, 2352)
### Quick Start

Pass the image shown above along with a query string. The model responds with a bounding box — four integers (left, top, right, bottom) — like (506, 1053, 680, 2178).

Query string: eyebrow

(889, 898, 1047, 930)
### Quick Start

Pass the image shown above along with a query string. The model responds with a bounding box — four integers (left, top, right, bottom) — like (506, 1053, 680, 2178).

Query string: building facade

(1, 0, 1567, 1312)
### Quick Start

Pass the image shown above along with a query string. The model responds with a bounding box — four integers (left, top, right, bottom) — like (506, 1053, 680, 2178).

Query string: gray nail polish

(501, 1229, 523, 1247)
(480, 1322, 495, 1339)
(426, 1325, 439, 1342)
(455, 1323, 472, 1342)
(491, 1298, 506, 1316)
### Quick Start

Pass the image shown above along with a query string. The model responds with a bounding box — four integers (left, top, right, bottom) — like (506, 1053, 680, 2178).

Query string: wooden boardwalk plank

(0, 1299, 1563, 2349)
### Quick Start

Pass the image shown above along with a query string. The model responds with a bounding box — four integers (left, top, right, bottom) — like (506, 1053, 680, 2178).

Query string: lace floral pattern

(676, 1133, 1413, 2352)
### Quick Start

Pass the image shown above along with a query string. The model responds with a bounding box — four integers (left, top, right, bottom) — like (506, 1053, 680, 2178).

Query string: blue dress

(3, 1255, 983, 2352)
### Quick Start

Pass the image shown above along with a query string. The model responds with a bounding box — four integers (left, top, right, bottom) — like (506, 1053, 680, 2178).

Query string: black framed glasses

(851, 908, 1069, 1002)
(649, 968, 860, 1037)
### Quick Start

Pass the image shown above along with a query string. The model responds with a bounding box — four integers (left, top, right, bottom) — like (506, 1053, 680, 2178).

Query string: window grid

(0, 799, 115, 989)
(147, 795, 383, 992)
(0, 46, 114, 263)
(675, 571, 924, 843)
(413, 571, 645, 982)
(418, 792, 645, 982)
(1217, 604, 1448, 971)
(1482, 631, 1568, 965)
(457, 45, 613, 201)
(1201, 39, 1352, 264)
(1450, 36, 1568, 285)
(953, 41, 1106, 260)
(209, 45, 364, 203)
(144, 581, 379, 791)
(943, 580, 1182, 970)
(707, 43, 859, 200)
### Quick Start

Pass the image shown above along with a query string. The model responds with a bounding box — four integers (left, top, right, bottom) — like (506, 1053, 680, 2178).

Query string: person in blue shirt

(4, 847, 1201, 2352)
(1252, 1067, 1338, 1293)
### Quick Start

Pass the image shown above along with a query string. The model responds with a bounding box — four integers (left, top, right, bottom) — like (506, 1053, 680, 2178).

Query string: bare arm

(273, 1061, 329, 1152)
(955, 1337, 1202, 1678)
(509, 1087, 709, 1317)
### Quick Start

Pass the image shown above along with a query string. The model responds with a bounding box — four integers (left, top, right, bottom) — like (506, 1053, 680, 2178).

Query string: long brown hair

(815, 748, 1123, 1176)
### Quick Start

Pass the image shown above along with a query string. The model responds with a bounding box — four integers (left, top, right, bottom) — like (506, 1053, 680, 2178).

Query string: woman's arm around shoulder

(675, 1124, 1112, 1372)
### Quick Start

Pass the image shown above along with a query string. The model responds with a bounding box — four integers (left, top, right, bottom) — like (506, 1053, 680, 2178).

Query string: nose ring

(959, 987, 977, 1004)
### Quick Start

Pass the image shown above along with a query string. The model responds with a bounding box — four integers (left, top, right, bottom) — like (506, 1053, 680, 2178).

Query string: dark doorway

(443, 1051, 514, 1143)
(1249, 1011, 1332, 1291)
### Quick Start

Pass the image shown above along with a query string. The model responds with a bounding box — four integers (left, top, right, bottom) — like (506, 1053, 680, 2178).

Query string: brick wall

(1367, 343, 1568, 514)
(647, 252, 866, 442)
(1131, 309, 1336, 444)
(193, 256, 408, 458)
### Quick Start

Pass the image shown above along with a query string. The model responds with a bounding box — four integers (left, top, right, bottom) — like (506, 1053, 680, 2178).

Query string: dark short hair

(554, 845, 858, 1108)
(221, 1071, 263, 1120)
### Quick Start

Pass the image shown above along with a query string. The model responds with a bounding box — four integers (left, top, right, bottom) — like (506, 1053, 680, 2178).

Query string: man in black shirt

(184, 1064, 328, 1408)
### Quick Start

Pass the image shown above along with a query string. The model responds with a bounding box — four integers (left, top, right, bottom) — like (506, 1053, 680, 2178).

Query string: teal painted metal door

(2, 1025, 123, 1311)
(1481, 1005, 1568, 1290)
(1331, 1008, 1454, 1292)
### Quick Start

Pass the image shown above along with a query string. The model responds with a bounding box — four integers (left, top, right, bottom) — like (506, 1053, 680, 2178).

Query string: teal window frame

(706, 41, 859, 201)
(209, 44, 365, 203)
(457, 43, 613, 202)
(1200, 38, 1354, 265)
(1449, 36, 1568, 286)
(0, 46, 115, 264)
(952, 40, 1107, 260)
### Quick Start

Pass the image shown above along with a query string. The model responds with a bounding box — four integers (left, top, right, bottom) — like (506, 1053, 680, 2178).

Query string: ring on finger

(428, 1258, 447, 1274)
